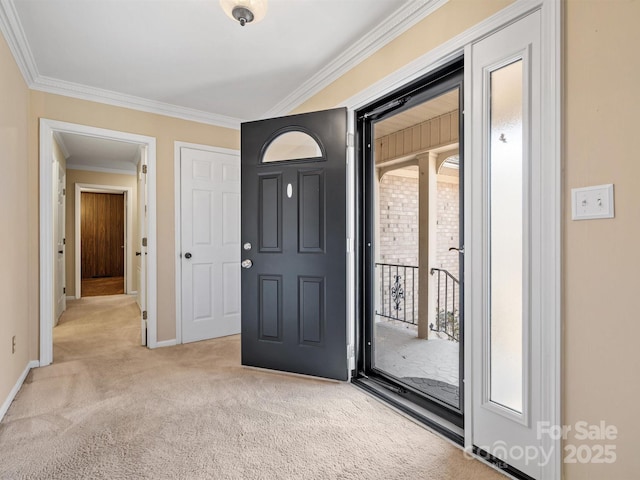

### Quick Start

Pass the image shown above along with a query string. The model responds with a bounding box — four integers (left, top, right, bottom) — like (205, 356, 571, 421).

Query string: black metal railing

(429, 267, 460, 342)
(375, 263, 418, 324)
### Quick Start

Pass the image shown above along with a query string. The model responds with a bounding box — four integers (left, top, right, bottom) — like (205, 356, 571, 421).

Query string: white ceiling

(1, 0, 448, 172)
(2, 0, 446, 128)
(56, 132, 141, 174)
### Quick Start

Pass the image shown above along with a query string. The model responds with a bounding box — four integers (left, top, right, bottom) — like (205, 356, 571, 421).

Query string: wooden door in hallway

(81, 192, 125, 295)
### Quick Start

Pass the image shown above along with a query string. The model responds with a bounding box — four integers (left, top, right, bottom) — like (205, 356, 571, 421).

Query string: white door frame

(342, 0, 561, 478)
(74, 184, 134, 299)
(173, 141, 240, 345)
(40, 119, 158, 365)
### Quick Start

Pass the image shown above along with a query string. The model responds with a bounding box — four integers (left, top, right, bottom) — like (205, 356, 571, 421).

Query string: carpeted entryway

(0, 295, 505, 479)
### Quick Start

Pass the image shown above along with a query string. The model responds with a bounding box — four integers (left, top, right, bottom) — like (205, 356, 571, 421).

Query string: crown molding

(262, 0, 449, 118)
(30, 75, 243, 130)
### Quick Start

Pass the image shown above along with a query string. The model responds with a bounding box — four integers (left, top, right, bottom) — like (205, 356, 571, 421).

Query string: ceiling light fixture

(220, 0, 268, 26)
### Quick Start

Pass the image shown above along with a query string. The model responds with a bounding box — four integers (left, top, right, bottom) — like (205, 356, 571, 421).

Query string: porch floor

(374, 317, 459, 406)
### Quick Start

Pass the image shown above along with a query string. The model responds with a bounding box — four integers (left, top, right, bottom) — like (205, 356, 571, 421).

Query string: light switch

(571, 184, 615, 220)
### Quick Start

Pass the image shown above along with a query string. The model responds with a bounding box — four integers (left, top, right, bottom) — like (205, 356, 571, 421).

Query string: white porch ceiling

(374, 89, 458, 139)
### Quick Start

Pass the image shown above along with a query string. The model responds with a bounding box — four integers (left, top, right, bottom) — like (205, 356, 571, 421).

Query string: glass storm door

(358, 61, 465, 429)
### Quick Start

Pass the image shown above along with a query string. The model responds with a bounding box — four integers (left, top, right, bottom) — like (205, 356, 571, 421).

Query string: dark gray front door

(240, 108, 348, 381)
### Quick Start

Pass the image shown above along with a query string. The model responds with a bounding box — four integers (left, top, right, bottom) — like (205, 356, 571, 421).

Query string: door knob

(241, 259, 253, 269)
(184, 252, 192, 259)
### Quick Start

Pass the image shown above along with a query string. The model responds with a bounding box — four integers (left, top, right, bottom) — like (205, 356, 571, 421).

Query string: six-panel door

(240, 108, 348, 381)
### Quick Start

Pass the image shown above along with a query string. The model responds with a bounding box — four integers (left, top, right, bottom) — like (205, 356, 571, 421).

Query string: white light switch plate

(571, 184, 615, 220)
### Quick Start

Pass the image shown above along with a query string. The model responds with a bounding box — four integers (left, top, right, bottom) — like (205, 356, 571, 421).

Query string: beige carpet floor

(0, 295, 505, 480)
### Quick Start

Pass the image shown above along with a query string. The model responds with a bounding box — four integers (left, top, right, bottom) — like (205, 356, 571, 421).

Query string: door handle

(241, 259, 253, 269)
(184, 252, 192, 259)
(136, 252, 141, 256)
(449, 247, 465, 254)
(58, 250, 63, 254)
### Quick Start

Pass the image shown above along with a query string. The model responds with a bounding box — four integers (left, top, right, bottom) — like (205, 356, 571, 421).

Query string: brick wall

(377, 172, 459, 275)
(435, 180, 459, 278)
(377, 171, 460, 324)
(378, 173, 419, 266)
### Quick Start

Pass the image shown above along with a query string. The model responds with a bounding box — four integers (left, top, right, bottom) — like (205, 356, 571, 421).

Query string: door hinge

(347, 344, 354, 359)
(143, 310, 148, 320)
(63, 238, 66, 245)
(142, 237, 147, 247)
(63, 287, 66, 294)
(62, 188, 66, 196)
(142, 164, 148, 174)
(347, 133, 354, 148)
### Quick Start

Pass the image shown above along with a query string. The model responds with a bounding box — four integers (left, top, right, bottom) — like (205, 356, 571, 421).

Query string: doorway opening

(39, 119, 158, 366)
(354, 59, 464, 438)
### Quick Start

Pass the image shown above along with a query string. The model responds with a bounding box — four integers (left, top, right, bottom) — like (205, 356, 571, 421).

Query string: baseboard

(0, 360, 39, 423)
(155, 339, 177, 348)
(65, 296, 75, 301)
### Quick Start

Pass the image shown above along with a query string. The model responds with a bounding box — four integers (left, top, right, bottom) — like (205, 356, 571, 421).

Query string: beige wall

(0, 31, 31, 408)
(563, 1, 640, 478)
(64, 169, 139, 297)
(27, 92, 240, 348)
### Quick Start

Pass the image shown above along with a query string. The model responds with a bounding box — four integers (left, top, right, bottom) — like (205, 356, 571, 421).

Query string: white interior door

(138, 148, 148, 346)
(469, 10, 546, 479)
(54, 161, 66, 322)
(180, 147, 241, 343)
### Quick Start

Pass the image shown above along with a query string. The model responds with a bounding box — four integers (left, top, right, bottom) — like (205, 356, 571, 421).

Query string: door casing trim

(173, 141, 240, 345)
(39, 119, 158, 364)
(74, 184, 133, 299)
(342, 1, 561, 478)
